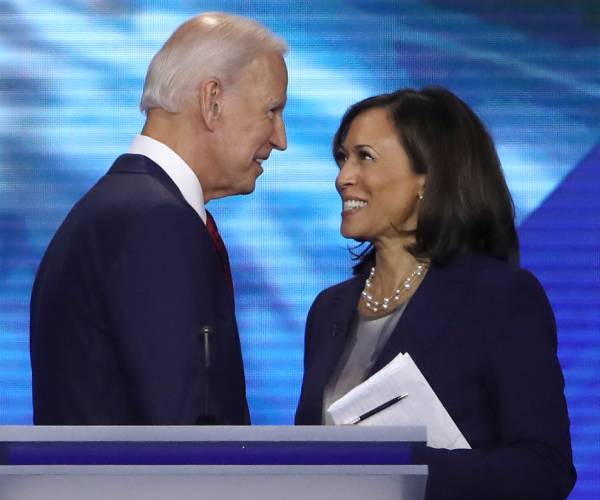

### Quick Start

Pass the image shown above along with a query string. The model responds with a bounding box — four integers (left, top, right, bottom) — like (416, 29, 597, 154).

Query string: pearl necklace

(361, 262, 428, 313)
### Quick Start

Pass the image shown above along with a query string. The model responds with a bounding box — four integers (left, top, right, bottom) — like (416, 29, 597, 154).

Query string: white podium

(0, 426, 427, 500)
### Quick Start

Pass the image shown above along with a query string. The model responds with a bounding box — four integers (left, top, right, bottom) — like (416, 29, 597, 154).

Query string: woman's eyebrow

(353, 144, 378, 154)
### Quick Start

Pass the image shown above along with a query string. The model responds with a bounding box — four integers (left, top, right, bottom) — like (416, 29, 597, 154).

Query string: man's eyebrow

(271, 99, 286, 110)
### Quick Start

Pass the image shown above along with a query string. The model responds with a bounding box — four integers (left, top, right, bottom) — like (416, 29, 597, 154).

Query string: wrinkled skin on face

(210, 52, 288, 197)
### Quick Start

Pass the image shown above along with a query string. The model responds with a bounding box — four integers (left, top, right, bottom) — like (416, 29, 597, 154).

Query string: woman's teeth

(343, 200, 367, 211)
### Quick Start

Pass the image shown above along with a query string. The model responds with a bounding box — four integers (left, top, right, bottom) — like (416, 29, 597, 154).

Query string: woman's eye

(334, 151, 347, 165)
(358, 150, 374, 161)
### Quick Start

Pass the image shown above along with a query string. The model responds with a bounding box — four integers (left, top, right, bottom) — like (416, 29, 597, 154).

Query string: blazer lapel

(315, 274, 365, 392)
(369, 261, 470, 375)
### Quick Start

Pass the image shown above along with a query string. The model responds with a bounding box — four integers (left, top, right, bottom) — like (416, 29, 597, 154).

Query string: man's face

(213, 52, 288, 196)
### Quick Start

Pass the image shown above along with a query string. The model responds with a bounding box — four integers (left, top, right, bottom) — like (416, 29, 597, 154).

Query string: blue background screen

(0, 1, 598, 497)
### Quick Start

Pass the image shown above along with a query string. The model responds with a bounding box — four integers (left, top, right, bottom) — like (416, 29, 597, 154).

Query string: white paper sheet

(327, 352, 471, 449)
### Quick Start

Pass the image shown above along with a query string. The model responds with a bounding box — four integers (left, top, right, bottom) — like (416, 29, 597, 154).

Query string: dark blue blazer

(30, 154, 250, 425)
(295, 254, 575, 499)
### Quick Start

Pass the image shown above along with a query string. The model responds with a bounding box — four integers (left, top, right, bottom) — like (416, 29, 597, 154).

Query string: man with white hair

(30, 13, 288, 424)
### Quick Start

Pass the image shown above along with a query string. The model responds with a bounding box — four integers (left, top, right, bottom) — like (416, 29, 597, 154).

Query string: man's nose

(271, 115, 287, 151)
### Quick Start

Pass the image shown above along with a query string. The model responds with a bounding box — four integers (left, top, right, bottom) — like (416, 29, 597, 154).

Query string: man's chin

(237, 180, 257, 195)
(227, 170, 260, 196)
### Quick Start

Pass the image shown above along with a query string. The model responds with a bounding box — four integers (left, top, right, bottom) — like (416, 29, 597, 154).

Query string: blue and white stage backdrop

(0, 0, 598, 496)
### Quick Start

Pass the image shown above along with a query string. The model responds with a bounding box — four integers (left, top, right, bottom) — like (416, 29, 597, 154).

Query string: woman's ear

(417, 175, 426, 200)
(198, 78, 223, 131)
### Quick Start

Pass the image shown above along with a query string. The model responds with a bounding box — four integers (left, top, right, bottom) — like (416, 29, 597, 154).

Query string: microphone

(200, 325, 212, 369)
(197, 325, 216, 425)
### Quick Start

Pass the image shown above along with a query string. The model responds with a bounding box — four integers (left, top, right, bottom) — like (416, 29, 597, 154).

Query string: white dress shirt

(128, 134, 206, 223)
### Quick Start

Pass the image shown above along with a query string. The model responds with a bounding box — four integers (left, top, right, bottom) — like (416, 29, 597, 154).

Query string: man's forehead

(242, 53, 286, 81)
(238, 53, 287, 101)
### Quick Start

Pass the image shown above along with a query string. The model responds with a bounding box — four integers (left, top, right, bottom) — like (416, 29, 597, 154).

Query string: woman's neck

(371, 237, 419, 293)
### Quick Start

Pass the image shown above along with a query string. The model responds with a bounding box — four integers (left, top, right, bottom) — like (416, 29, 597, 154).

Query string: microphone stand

(196, 325, 216, 425)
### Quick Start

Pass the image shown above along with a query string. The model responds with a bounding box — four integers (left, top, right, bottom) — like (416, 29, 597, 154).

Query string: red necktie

(205, 210, 234, 295)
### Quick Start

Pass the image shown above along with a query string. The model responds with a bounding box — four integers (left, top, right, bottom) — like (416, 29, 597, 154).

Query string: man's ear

(198, 78, 223, 131)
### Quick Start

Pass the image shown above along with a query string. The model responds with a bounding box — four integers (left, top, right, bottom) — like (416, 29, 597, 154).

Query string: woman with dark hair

(295, 87, 575, 499)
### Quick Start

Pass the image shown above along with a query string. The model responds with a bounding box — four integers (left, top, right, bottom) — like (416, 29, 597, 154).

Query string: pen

(345, 393, 409, 425)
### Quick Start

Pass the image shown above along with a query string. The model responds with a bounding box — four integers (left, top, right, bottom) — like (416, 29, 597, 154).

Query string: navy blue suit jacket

(295, 254, 575, 499)
(30, 154, 250, 425)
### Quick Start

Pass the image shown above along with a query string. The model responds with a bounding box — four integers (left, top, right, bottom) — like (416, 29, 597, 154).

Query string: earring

(417, 192, 424, 200)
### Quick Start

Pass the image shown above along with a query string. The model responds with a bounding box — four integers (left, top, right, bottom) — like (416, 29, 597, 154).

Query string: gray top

(322, 302, 408, 424)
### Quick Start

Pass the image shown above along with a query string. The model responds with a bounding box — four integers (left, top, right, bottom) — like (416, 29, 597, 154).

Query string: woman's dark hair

(332, 87, 519, 274)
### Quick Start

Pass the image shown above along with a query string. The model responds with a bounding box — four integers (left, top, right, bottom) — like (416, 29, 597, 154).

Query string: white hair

(140, 12, 287, 114)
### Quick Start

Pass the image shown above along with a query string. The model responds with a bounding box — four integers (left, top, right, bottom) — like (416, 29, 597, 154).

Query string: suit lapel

(369, 260, 470, 375)
(107, 154, 234, 314)
(108, 154, 191, 210)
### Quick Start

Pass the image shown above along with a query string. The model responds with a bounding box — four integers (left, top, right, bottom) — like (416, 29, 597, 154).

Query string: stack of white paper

(327, 352, 471, 450)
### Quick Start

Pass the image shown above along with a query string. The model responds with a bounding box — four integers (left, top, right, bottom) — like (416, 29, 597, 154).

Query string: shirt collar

(127, 134, 206, 223)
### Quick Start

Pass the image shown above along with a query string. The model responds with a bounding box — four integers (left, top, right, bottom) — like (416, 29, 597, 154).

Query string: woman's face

(335, 107, 425, 243)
